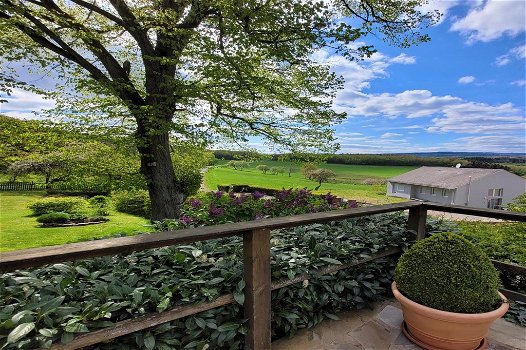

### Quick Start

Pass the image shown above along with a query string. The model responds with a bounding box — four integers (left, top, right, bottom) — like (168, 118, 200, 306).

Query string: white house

(387, 167, 526, 209)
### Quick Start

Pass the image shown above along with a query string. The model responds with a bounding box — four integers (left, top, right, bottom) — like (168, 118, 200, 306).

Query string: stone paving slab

(272, 301, 525, 350)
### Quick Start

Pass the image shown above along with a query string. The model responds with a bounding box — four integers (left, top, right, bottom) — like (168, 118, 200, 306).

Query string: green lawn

(205, 162, 415, 204)
(0, 191, 151, 251)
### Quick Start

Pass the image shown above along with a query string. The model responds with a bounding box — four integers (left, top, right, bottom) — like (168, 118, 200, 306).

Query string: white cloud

(380, 132, 402, 138)
(338, 90, 461, 118)
(450, 0, 526, 43)
(334, 88, 524, 135)
(458, 76, 475, 84)
(0, 88, 56, 119)
(389, 54, 416, 65)
(495, 44, 526, 66)
(441, 135, 526, 153)
(511, 80, 526, 87)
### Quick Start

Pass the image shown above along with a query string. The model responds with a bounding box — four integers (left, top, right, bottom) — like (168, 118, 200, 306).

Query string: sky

(1, 0, 525, 154)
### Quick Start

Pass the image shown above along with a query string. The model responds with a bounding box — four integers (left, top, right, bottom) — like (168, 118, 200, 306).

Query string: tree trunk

(137, 130, 183, 221)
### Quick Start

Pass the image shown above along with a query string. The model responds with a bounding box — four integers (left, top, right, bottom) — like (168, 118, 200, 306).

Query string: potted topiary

(392, 232, 508, 350)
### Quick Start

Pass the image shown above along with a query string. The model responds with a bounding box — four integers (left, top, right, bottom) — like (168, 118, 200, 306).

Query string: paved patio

(272, 300, 525, 350)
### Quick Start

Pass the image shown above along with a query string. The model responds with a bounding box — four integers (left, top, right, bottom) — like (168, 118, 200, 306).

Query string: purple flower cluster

(209, 205, 225, 217)
(189, 198, 202, 209)
(252, 191, 266, 200)
(179, 215, 194, 226)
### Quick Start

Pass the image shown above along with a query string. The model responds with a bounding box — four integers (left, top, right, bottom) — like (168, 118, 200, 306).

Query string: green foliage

(28, 197, 86, 216)
(507, 193, 526, 213)
(456, 222, 526, 266)
(395, 232, 501, 313)
(256, 165, 270, 174)
(226, 161, 249, 171)
(153, 189, 351, 230)
(35, 212, 70, 224)
(89, 196, 110, 216)
(113, 191, 151, 218)
(327, 153, 466, 167)
(0, 213, 422, 349)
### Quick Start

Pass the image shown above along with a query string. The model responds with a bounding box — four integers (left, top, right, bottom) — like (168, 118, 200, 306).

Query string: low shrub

(113, 190, 151, 218)
(395, 232, 501, 313)
(89, 195, 110, 216)
(36, 212, 71, 224)
(28, 197, 87, 216)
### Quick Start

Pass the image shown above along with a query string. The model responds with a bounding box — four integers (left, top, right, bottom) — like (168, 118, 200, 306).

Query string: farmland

(204, 160, 417, 204)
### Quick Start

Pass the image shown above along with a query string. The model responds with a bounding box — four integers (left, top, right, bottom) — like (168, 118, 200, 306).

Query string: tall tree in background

(0, 0, 438, 220)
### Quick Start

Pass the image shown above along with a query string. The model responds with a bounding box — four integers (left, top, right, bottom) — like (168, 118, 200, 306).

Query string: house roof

(388, 167, 505, 189)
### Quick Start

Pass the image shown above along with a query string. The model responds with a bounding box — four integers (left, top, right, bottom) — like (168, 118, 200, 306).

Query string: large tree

(0, 0, 438, 220)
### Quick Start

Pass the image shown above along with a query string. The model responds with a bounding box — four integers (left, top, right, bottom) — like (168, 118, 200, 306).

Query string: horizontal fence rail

(1, 201, 525, 349)
(0, 181, 109, 193)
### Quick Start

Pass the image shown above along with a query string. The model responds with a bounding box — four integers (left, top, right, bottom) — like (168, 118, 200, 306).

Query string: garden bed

(41, 218, 109, 227)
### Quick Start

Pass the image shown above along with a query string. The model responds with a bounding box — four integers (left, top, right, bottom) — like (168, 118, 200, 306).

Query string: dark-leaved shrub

(113, 190, 151, 218)
(36, 212, 71, 224)
(28, 197, 86, 216)
(394, 232, 501, 313)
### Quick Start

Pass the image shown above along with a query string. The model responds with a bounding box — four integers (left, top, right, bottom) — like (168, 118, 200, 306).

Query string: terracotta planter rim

(391, 281, 509, 322)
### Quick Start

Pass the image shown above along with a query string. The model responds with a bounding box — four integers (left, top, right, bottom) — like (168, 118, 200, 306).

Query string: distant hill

(395, 152, 525, 159)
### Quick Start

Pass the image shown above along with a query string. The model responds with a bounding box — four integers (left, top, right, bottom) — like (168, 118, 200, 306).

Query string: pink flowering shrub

(154, 189, 357, 230)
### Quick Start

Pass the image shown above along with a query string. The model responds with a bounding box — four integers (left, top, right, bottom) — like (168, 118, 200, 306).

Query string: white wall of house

(387, 171, 525, 209)
(413, 186, 454, 205)
(458, 171, 526, 208)
(387, 182, 411, 199)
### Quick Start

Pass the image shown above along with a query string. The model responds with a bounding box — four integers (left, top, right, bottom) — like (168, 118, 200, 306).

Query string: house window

(430, 188, 436, 195)
(488, 188, 503, 197)
(396, 184, 405, 192)
(487, 198, 503, 209)
(442, 189, 448, 197)
(419, 186, 425, 194)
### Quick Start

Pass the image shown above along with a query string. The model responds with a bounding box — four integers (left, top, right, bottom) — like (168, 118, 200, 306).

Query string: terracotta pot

(392, 282, 508, 350)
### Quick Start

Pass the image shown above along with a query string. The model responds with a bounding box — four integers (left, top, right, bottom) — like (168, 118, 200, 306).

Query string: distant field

(205, 161, 416, 204)
(0, 192, 151, 251)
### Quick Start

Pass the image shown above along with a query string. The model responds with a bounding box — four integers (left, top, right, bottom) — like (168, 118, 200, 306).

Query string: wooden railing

(1, 201, 525, 350)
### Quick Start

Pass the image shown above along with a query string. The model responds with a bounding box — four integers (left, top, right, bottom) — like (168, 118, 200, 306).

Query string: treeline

(213, 150, 465, 167)
(325, 154, 463, 166)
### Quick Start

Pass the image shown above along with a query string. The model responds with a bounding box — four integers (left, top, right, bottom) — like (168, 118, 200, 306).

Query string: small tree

(301, 164, 318, 179)
(311, 169, 336, 190)
(256, 165, 271, 174)
(7, 159, 63, 187)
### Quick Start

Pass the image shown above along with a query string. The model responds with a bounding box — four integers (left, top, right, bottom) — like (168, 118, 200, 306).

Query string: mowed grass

(205, 161, 416, 204)
(0, 191, 151, 251)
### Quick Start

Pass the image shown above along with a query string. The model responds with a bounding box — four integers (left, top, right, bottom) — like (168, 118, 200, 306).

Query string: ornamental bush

(394, 232, 501, 313)
(28, 197, 86, 216)
(113, 190, 151, 218)
(36, 212, 71, 224)
(153, 189, 353, 230)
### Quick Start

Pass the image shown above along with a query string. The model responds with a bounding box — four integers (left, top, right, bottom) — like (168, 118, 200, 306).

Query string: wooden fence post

(243, 228, 271, 350)
(407, 205, 427, 240)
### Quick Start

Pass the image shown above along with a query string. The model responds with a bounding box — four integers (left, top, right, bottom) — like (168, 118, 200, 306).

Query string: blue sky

(1, 0, 525, 154)
(327, 0, 525, 154)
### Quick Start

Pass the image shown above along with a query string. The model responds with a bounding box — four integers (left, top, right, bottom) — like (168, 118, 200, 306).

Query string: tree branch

(107, 0, 155, 56)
